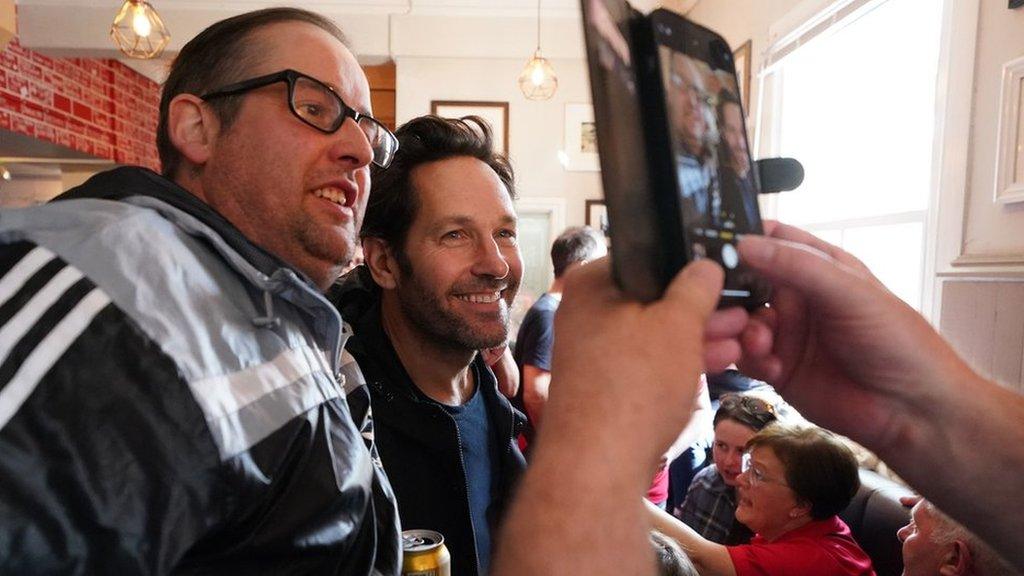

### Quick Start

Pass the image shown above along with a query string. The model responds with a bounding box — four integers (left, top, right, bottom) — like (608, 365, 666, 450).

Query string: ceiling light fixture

(110, 0, 170, 60)
(518, 0, 558, 100)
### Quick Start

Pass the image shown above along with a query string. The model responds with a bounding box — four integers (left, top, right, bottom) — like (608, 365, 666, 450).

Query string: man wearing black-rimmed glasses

(0, 8, 402, 574)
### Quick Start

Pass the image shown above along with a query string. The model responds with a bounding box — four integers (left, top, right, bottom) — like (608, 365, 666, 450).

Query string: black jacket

(329, 267, 527, 576)
(0, 168, 400, 575)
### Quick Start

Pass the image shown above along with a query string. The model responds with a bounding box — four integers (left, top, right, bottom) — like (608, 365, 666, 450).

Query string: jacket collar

(55, 166, 298, 281)
(56, 166, 346, 372)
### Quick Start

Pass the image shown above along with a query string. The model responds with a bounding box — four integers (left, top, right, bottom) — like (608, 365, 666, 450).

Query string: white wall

(957, 1, 1024, 261)
(396, 56, 603, 227)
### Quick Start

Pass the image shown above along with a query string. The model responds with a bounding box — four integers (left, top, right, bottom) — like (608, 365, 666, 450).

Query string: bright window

(760, 0, 944, 309)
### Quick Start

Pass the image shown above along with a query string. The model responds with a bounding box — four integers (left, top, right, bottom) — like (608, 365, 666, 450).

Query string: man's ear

(363, 237, 400, 290)
(938, 540, 972, 576)
(167, 94, 218, 168)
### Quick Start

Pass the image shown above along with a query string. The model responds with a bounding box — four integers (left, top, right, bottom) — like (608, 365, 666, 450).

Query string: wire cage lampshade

(110, 0, 170, 59)
(519, 0, 558, 100)
(519, 49, 558, 100)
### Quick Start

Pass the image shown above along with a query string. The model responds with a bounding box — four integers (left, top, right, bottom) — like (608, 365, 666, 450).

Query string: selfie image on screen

(660, 47, 760, 262)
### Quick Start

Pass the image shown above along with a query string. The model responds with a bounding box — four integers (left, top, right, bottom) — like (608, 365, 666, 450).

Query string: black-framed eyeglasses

(719, 393, 776, 427)
(201, 69, 399, 169)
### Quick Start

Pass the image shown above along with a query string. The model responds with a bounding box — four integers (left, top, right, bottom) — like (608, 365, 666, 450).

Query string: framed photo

(430, 100, 509, 155)
(563, 103, 601, 171)
(585, 199, 609, 238)
(995, 55, 1024, 204)
(733, 40, 752, 111)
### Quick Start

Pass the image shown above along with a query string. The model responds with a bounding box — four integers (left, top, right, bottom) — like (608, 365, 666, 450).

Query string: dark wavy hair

(157, 8, 347, 177)
(361, 115, 516, 260)
(746, 423, 860, 520)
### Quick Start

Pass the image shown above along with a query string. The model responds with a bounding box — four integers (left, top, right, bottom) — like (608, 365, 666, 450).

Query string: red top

(646, 466, 669, 504)
(727, 516, 876, 576)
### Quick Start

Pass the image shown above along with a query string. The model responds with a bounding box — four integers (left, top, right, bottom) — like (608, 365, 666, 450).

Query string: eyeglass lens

(741, 453, 760, 485)
(291, 76, 396, 167)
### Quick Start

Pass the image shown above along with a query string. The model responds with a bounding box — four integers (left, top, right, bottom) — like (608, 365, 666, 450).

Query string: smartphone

(581, 1, 770, 308)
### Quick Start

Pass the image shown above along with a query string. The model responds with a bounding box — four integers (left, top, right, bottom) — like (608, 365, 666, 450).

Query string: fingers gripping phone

(581, 1, 770, 308)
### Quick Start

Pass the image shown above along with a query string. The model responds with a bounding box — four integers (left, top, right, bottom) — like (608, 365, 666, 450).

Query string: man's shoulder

(534, 293, 560, 312)
(687, 465, 731, 498)
(520, 294, 559, 327)
(693, 464, 721, 483)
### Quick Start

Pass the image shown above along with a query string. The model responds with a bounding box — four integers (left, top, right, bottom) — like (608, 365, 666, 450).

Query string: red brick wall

(0, 38, 160, 170)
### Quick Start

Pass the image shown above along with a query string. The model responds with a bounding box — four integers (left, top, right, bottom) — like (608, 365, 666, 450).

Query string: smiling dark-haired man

(329, 115, 527, 576)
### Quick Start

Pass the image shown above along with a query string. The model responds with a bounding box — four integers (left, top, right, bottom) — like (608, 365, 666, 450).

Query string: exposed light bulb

(111, 0, 170, 59)
(1, 167, 11, 181)
(530, 63, 545, 86)
(131, 4, 152, 38)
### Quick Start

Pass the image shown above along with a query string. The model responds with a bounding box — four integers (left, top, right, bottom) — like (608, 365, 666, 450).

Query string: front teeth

(457, 292, 501, 303)
(313, 187, 345, 205)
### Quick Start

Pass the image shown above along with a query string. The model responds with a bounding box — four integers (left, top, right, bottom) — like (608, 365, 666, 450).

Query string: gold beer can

(401, 529, 451, 576)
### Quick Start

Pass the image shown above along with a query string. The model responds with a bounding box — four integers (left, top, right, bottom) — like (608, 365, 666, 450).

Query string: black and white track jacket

(0, 167, 401, 575)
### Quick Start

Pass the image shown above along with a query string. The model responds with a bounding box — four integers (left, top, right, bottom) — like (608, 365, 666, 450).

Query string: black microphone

(756, 158, 804, 194)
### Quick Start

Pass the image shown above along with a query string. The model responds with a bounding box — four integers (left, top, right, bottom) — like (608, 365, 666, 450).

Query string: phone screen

(582, 0, 680, 301)
(653, 17, 767, 304)
(582, 1, 769, 307)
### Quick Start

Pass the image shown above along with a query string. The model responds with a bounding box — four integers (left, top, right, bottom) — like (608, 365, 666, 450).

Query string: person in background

(483, 344, 520, 399)
(715, 89, 759, 231)
(329, 115, 525, 576)
(899, 498, 1020, 576)
(512, 225, 606, 448)
(668, 52, 720, 228)
(674, 393, 778, 544)
(651, 530, 701, 576)
(653, 378, 714, 510)
(650, 423, 874, 576)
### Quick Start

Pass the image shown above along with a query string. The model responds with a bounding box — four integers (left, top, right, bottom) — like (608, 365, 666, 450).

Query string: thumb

(661, 259, 724, 321)
(738, 234, 866, 311)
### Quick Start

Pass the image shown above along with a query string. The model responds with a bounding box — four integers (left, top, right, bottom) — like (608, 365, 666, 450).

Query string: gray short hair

(923, 501, 1020, 576)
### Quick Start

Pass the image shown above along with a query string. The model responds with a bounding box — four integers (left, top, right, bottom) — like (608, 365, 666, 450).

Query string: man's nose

(725, 450, 742, 470)
(473, 238, 510, 279)
(896, 524, 910, 543)
(331, 117, 374, 168)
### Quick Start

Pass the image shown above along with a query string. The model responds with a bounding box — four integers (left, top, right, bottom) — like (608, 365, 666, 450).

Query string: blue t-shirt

(513, 293, 559, 373)
(442, 368, 496, 574)
(512, 293, 559, 443)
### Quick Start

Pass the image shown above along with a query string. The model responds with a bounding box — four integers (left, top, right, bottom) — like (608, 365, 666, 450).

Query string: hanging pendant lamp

(518, 0, 558, 100)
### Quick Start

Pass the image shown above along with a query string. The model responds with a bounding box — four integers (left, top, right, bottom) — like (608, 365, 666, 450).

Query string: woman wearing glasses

(674, 393, 779, 545)
(649, 423, 875, 576)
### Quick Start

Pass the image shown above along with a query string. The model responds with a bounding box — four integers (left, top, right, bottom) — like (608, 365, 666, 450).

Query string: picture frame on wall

(994, 55, 1024, 204)
(430, 100, 510, 155)
(585, 199, 610, 239)
(733, 40, 752, 111)
(563, 103, 601, 172)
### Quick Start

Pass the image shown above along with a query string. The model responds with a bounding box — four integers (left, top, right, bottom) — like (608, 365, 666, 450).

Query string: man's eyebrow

(430, 213, 517, 231)
(323, 79, 371, 116)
